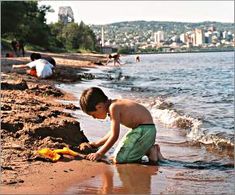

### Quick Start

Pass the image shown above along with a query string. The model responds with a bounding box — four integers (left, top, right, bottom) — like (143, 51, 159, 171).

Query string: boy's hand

(79, 142, 97, 151)
(79, 142, 92, 151)
(86, 152, 102, 161)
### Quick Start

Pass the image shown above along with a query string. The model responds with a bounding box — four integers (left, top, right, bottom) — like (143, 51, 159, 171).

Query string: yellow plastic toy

(37, 148, 61, 162)
(54, 147, 79, 157)
(37, 147, 79, 162)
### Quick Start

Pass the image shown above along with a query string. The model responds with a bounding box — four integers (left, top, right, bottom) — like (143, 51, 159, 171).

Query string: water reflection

(66, 164, 159, 194)
(114, 164, 158, 194)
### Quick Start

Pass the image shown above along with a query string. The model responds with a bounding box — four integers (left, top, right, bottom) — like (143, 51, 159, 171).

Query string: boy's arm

(86, 105, 120, 161)
(12, 64, 28, 69)
(79, 132, 111, 151)
(96, 106, 120, 156)
(106, 58, 111, 65)
(92, 131, 111, 147)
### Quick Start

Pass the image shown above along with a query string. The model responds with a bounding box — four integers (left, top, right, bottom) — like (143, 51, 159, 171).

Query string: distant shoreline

(130, 48, 234, 55)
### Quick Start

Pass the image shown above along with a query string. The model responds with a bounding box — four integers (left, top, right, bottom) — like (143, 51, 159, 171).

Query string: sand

(1, 50, 109, 194)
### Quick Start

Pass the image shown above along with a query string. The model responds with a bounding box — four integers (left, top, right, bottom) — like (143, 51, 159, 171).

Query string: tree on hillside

(1, 1, 27, 35)
(77, 21, 97, 51)
(49, 21, 97, 51)
(49, 22, 65, 48)
(2, 1, 98, 51)
(62, 22, 80, 49)
(1, 1, 52, 46)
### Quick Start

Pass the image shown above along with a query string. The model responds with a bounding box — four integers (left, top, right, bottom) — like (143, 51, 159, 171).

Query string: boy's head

(30, 53, 41, 61)
(79, 87, 108, 119)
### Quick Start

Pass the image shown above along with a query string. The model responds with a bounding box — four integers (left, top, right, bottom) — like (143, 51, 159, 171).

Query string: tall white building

(194, 29, 205, 46)
(154, 31, 165, 44)
(222, 31, 228, 39)
(180, 33, 186, 43)
(101, 26, 104, 47)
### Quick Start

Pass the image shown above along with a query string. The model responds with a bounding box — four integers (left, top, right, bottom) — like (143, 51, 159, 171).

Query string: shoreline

(128, 48, 234, 55)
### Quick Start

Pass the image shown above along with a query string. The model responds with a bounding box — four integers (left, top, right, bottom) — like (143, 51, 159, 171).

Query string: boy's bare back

(109, 99, 154, 129)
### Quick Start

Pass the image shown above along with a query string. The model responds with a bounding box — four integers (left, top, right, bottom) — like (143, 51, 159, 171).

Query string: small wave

(188, 129, 234, 156)
(146, 98, 234, 157)
(150, 99, 198, 129)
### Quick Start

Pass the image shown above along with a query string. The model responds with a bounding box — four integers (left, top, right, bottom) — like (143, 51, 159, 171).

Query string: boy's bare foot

(155, 144, 165, 161)
(148, 144, 165, 162)
(148, 144, 158, 162)
(110, 156, 117, 164)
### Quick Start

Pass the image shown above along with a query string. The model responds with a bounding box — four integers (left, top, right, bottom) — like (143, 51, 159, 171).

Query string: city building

(154, 31, 165, 44)
(194, 29, 205, 46)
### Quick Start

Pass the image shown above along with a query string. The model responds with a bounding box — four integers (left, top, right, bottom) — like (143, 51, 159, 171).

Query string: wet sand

(1, 51, 234, 194)
(53, 109, 235, 194)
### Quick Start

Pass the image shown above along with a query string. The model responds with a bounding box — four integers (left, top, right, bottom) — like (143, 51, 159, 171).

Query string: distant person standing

(11, 39, 18, 56)
(18, 39, 25, 57)
(136, 56, 140, 62)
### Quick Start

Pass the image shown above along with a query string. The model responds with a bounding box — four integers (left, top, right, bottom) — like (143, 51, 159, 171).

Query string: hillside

(90, 20, 234, 45)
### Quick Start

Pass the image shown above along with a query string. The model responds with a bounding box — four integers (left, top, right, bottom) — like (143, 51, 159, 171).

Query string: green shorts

(113, 124, 156, 163)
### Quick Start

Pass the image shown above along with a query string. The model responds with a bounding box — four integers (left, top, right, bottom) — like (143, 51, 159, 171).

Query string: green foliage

(1, 1, 98, 52)
(1, 1, 52, 46)
(77, 21, 97, 50)
(62, 22, 80, 49)
(1, 1, 26, 36)
(49, 21, 98, 51)
(1, 38, 12, 50)
(118, 47, 133, 54)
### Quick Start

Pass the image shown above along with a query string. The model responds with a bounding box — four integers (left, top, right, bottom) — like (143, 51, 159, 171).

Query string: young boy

(12, 53, 56, 79)
(79, 87, 164, 164)
(106, 53, 121, 66)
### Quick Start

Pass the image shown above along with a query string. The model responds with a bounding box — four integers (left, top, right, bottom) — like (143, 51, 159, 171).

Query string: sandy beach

(1, 51, 110, 194)
(1, 51, 234, 194)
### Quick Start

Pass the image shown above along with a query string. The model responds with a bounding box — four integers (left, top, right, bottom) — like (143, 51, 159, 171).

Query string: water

(58, 51, 234, 156)
(97, 52, 234, 156)
(57, 52, 234, 194)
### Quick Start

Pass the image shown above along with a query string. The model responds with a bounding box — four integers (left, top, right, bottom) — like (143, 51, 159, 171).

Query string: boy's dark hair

(30, 53, 56, 67)
(79, 87, 108, 114)
(30, 53, 41, 61)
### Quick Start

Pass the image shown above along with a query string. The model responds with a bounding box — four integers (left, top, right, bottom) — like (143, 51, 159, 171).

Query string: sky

(38, 1, 234, 25)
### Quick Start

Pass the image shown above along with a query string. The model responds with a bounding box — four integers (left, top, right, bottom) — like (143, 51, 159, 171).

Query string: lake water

(83, 51, 234, 157)
(57, 51, 234, 194)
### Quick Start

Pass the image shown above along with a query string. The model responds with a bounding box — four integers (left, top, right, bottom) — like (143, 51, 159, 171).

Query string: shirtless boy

(106, 53, 121, 66)
(79, 87, 164, 163)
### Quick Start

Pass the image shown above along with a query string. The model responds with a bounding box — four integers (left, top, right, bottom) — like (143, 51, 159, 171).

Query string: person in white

(12, 59, 55, 79)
